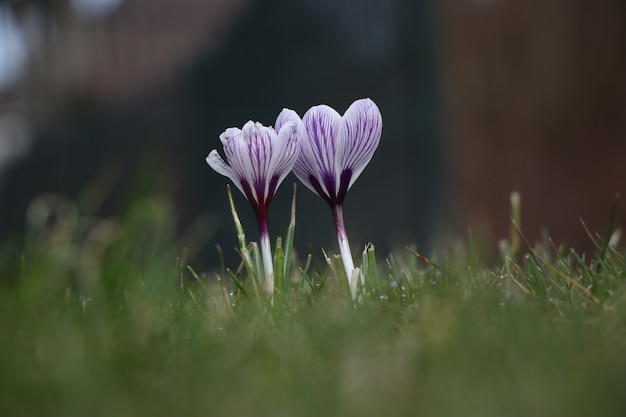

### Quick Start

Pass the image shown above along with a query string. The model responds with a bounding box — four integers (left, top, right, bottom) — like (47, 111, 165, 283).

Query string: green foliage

(1, 194, 626, 417)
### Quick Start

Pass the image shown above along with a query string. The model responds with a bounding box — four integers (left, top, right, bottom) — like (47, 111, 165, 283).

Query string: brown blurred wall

(441, 0, 626, 251)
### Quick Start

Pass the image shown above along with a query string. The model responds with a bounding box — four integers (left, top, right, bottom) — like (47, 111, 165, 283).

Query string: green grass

(2, 195, 626, 417)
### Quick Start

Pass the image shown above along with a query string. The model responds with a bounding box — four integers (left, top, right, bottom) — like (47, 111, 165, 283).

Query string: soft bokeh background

(0, 0, 625, 268)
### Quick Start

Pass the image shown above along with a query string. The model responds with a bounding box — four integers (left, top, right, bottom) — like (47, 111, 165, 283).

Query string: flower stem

(332, 204, 356, 297)
(259, 231, 274, 297)
(256, 208, 274, 297)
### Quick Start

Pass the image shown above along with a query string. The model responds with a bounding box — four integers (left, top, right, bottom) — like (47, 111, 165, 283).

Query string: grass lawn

(1, 195, 626, 417)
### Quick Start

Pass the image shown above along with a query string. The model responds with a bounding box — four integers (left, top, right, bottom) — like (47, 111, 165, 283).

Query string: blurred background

(0, 0, 625, 269)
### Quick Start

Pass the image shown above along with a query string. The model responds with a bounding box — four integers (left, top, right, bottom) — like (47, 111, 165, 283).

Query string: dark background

(0, 0, 625, 269)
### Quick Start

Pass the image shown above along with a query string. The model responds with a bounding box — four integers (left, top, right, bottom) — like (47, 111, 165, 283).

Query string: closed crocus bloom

(277, 98, 382, 298)
(207, 120, 299, 296)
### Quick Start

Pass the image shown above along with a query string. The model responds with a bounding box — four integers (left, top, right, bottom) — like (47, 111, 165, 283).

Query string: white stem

(337, 227, 356, 298)
(259, 232, 274, 297)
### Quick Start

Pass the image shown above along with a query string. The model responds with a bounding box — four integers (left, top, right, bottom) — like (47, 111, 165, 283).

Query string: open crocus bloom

(207, 120, 299, 296)
(277, 98, 382, 298)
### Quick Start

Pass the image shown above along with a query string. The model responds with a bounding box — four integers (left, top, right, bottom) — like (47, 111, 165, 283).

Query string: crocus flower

(206, 120, 299, 296)
(277, 98, 382, 298)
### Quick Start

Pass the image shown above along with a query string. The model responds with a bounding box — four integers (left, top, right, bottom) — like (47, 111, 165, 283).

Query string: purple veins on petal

(206, 119, 299, 212)
(294, 105, 342, 200)
(339, 98, 382, 190)
(292, 98, 382, 206)
(275, 108, 303, 133)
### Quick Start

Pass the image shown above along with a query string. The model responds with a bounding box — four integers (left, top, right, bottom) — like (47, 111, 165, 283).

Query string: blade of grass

(407, 248, 442, 271)
(282, 183, 297, 283)
(186, 265, 211, 295)
(509, 191, 522, 255)
(511, 218, 546, 275)
(579, 218, 601, 251)
(226, 268, 249, 300)
(216, 244, 226, 282)
(597, 193, 619, 272)
(250, 242, 264, 300)
(504, 256, 532, 295)
(361, 243, 378, 290)
(227, 185, 256, 277)
(274, 237, 285, 293)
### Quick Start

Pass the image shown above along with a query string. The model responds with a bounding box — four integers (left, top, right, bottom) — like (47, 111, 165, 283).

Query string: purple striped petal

(275, 108, 302, 133)
(206, 149, 240, 191)
(206, 120, 299, 213)
(276, 108, 322, 195)
(339, 98, 382, 190)
(294, 104, 343, 204)
(268, 119, 300, 198)
(293, 98, 382, 206)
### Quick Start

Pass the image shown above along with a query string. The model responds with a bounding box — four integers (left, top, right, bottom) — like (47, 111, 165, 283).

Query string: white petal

(270, 120, 300, 187)
(208, 114, 308, 207)
(276, 109, 314, 193)
(340, 98, 382, 190)
(206, 149, 245, 195)
(295, 104, 343, 200)
(236, 121, 274, 203)
(219, 123, 260, 202)
(219, 127, 241, 146)
(274, 112, 304, 186)
(275, 108, 301, 132)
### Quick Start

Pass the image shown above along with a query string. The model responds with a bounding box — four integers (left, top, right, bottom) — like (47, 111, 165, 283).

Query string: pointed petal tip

(219, 127, 242, 145)
(206, 149, 232, 176)
(356, 97, 377, 106)
(277, 107, 300, 119)
(303, 103, 341, 119)
(241, 120, 278, 140)
(348, 97, 382, 117)
(205, 149, 216, 164)
(276, 108, 303, 133)
(277, 119, 298, 134)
